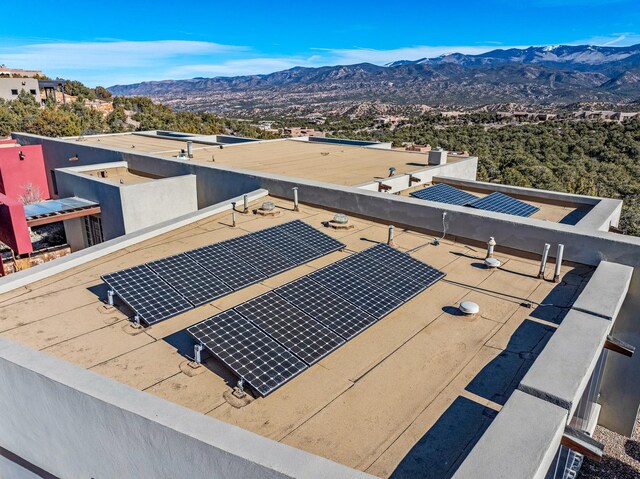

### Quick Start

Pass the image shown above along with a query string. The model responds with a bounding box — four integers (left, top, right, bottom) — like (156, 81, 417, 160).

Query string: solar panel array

(410, 183, 478, 205)
(235, 291, 344, 365)
(188, 242, 445, 396)
(410, 184, 539, 217)
(187, 310, 307, 396)
(465, 192, 540, 217)
(101, 220, 345, 325)
(146, 253, 232, 306)
(102, 265, 193, 325)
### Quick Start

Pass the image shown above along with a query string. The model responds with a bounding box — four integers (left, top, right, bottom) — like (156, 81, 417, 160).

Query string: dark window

(50, 170, 58, 195)
(30, 89, 36, 95)
(10, 89, 18, 95)
(83, 215, 104, 246)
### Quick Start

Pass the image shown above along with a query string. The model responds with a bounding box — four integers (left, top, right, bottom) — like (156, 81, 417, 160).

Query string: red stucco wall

(0, 145, 50, 202)
(0, 192, 32, 255)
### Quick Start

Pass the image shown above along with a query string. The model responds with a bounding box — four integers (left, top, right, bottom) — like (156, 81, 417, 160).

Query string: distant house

(0, 78, 40, 102)
(282, 127, 325, 138)
(0, 65, 44, 78)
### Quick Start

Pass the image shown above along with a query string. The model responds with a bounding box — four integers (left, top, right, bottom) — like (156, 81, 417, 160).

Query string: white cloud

(570, 33, 640, 46)
(0, 40, 246, 71)
(318, 45, 521, 65)
(169, 56, 317, 77)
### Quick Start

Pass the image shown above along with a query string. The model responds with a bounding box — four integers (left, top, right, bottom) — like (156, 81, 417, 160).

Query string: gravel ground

(579, 417, 640, 478)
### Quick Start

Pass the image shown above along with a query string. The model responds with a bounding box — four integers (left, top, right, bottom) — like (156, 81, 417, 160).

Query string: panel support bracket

(604, 335, 635, 357)
(561, 426, 604, 462)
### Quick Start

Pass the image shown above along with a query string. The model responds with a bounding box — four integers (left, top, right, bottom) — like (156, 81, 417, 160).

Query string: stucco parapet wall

(355, 157, 478, 194)
(452, 390, 567, 479)
(12, 133, 640, 267)
(518, 309, 611, 422)
(572, 261, 634, 320)
(433, 176, 623, 232)
(0, 188, 268, 295)
(0, 337, 372, 479)
(58, 160, 128, 172)
(57, 161, 196, 191)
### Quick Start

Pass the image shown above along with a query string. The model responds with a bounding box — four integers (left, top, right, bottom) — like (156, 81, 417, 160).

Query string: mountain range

(108, 44, 640, 115)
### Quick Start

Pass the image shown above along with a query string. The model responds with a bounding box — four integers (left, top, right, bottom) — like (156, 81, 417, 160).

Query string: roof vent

(459, 301, 480, 316)
(255, 201, 282, 217)
(333, 213, 348, 224)
(484, 257, 501, 268)
(327, 213, 354, 230)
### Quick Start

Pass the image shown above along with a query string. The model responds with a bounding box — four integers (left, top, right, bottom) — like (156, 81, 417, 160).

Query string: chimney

(428, 147, 447, 165)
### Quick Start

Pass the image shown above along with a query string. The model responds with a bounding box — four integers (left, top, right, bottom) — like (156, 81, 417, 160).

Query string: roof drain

(255, 201, 282, 217)
(328, 213, 354, 230)
(459, 301, 480, 317)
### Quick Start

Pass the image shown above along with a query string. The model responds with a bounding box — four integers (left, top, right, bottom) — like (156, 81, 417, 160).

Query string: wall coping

(0, 188, 269, 294)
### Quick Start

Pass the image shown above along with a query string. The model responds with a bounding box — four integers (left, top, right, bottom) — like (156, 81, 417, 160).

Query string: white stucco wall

(0, 337, 372, 479)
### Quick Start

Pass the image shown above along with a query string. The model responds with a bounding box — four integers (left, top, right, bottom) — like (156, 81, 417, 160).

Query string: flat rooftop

(79, 166, 159, 185)
(77, 134, 466, 187)
(0, 196, 592, 477)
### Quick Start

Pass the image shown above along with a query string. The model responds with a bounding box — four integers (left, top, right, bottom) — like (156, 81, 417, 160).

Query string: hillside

(108, 44, 640, 115)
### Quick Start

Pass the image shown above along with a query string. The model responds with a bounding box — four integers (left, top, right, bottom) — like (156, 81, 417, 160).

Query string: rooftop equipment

(459, 301, 480, 316)
(484, 257, 501, 268)
(328, 213, 353, 230)
(538, 243, 551, 279)
(428, 147, 448, 165)
(554, 244, 565, 282)
(292, 187, 300, 212)
(486, 237, 496, 259)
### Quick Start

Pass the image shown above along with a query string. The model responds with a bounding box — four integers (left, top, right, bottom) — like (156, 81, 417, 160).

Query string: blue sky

(1, 0, 638, 86)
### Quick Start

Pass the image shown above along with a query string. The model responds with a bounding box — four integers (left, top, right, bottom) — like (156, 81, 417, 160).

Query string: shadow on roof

(465, 319, 555, 406)
(389, 396, 497, 479)
(559, 206, 591, 226)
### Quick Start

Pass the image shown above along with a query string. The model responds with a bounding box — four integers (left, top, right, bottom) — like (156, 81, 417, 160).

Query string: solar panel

(101, 265, 193, 325)
(358, 243, 447, 288)
(146, 253, 232, 306)
(252, 226, 324, 265)
(188, 310, 307, 396)
(275, 276, 377, 340)
(410, 183, 479, 206)
(465, 192, 540, 217)
(235, 291, 344, 365)
(334, 252, 431, 301)
(277, 220, 344, 256)
(186, 243, 266, 291)
(307, 263, 404, 319)
(220, 234, 296, 277)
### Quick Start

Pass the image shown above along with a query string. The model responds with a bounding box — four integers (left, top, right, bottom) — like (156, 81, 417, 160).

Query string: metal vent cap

(333, 213, 349, 224)
(484, 257, 501, 268)
(459, 301, 480, 315)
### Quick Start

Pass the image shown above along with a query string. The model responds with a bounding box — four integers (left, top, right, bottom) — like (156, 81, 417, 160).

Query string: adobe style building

(0, 129, 638, 479)
(0, 78, 40, 102)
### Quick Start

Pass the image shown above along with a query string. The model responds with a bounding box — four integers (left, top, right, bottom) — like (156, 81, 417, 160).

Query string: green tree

(22, 108, 82, 137)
